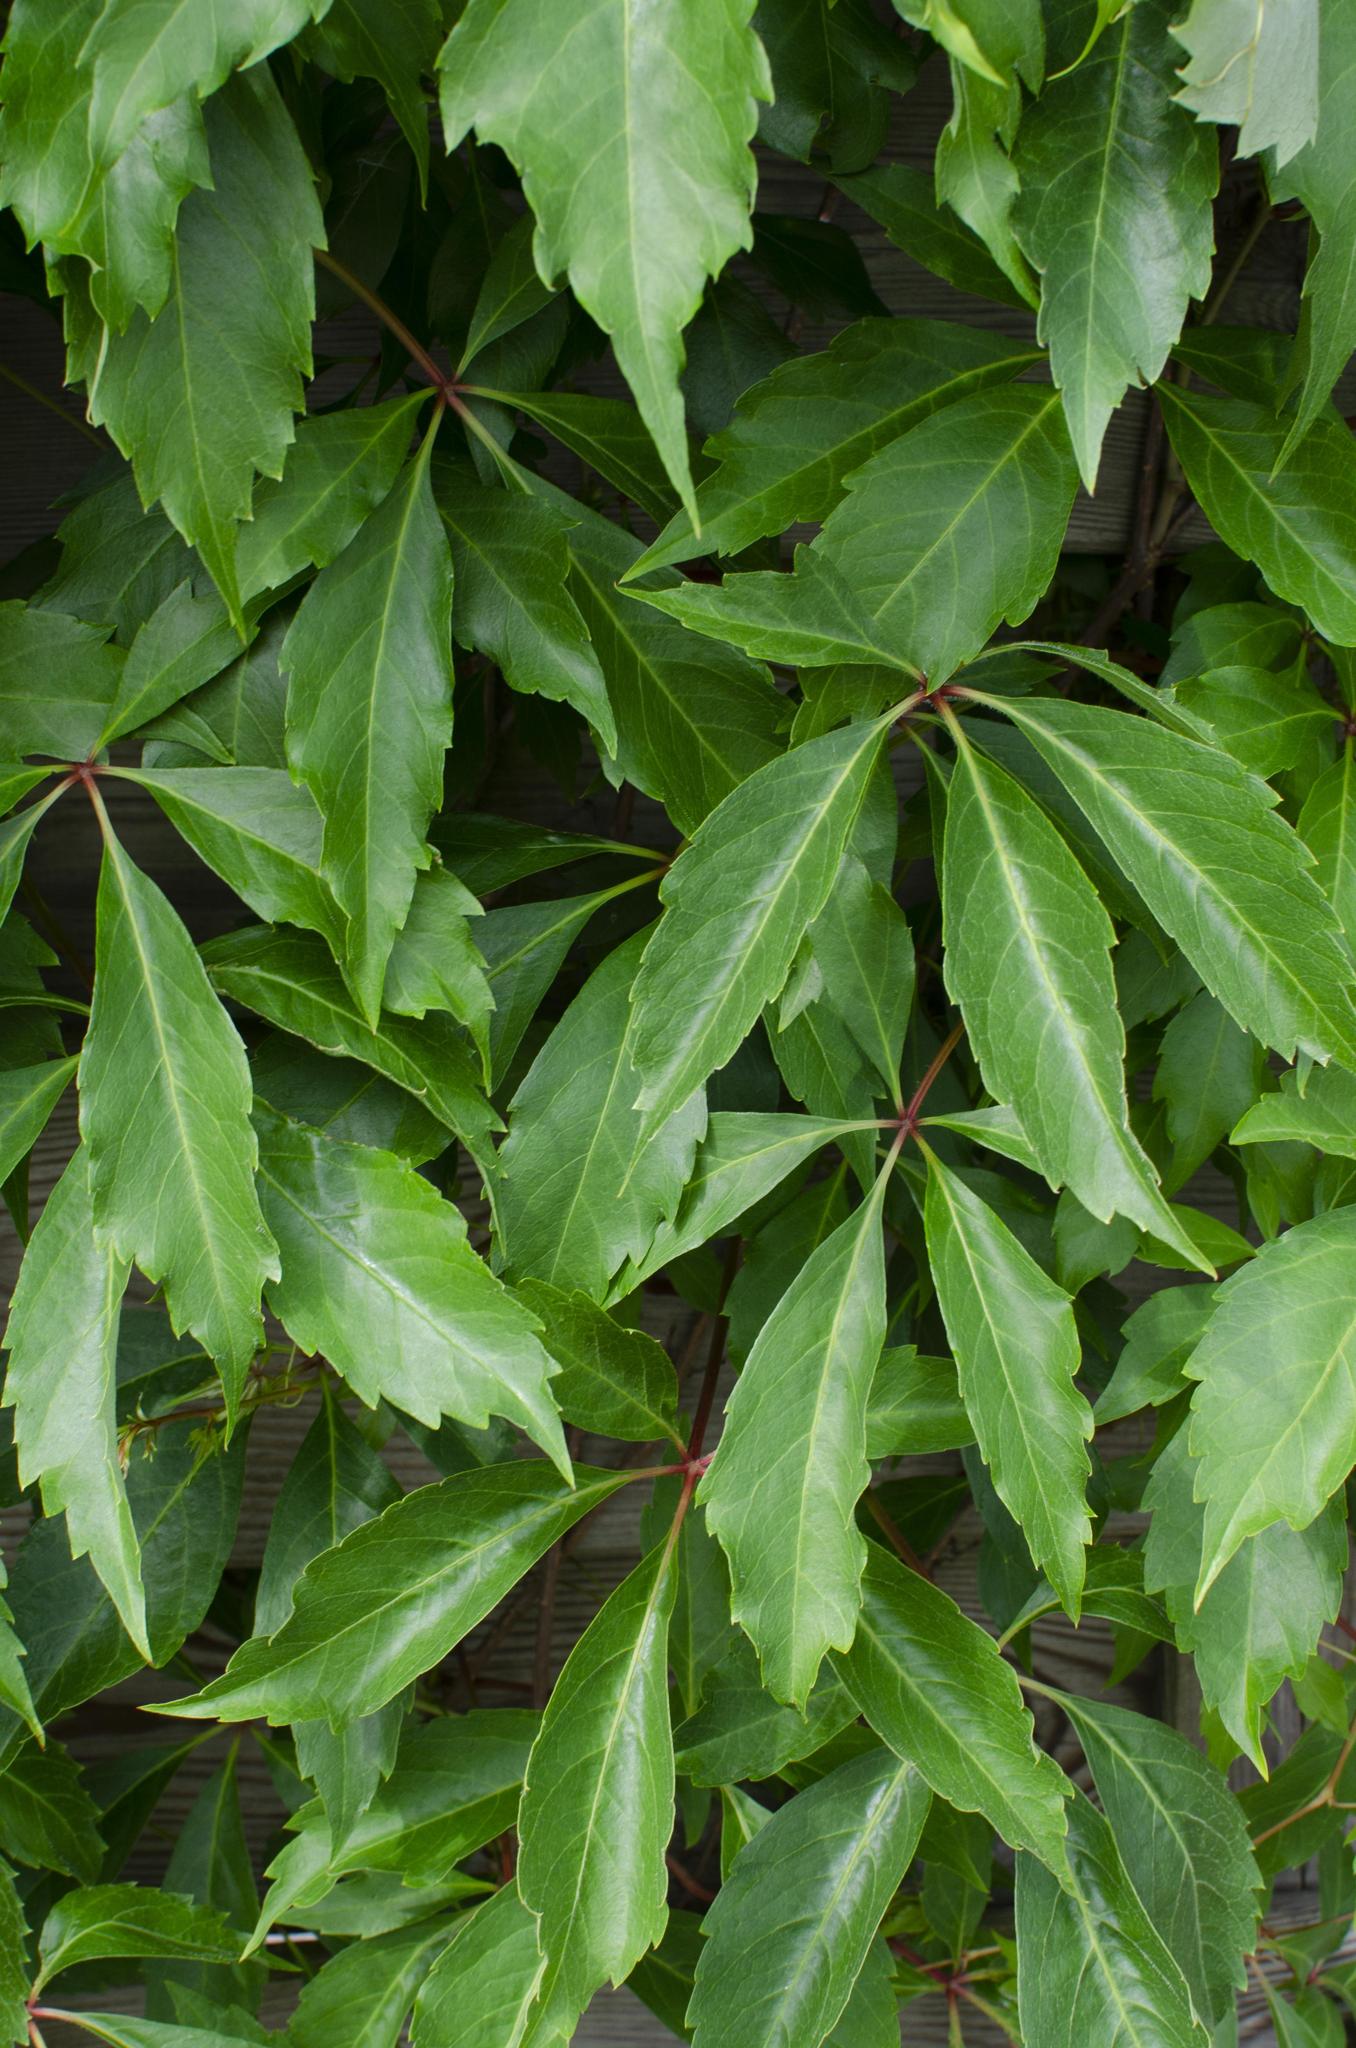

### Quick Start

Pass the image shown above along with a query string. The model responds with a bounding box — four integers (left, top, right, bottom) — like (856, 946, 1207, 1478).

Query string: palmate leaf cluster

(1, 0, 1356, 2042)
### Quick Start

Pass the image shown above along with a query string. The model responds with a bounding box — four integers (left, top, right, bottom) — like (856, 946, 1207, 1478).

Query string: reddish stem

(898, 1018, 966, 1139)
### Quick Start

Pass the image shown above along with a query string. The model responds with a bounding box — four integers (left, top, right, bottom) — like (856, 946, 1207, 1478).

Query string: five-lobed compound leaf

(80, 823, 278, 1416)
(835, 1546, 1069, 1867)
(517, 1537, 678, 2036)
(689, 1746, 930, 2048)
(1, 1148, 146, 1658)
(922, 1151, 1093, 1618)
(1012, 0, 1218, 490)
(284, 424, 454, 1024)
(1014, 1791, 1210, 2048)
(629, 715, 891, 1141)
(700, 1169, 889, 1705)
(253, 1105, 569, 1471)
(158, 1462, 632, 1727)
(1186, 1204, 1356, 1598)
(991, 694, 1356, 1069)
(438, 0, 770, 518)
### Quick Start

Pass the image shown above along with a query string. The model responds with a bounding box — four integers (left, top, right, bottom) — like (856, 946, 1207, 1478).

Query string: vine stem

(1251, 1712, 1356, 1849)
(0, 360, 104, 446)
(314, 249, 453, 395)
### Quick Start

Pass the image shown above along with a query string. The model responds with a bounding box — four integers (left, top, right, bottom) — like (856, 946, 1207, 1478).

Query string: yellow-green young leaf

(438, 0, 770, 518)
(410, 1885, 545, 2048)
(629, 316, 1042, 575)
(943, 733, 1198, 1260)
(690, 1747, 930, 2048)
(994, 696, 1356, 1069)
(284, 429, 454, 1025)
(159, 1463, 631, 1728)
(1014, 1792, 1210, 2048)
(34, 1884, 242, 1993)
(1142, 1429, 1348, 1774)
(1, 1149, 145, 1659)
(253, 1107, 569, 1472)
(1157, 386, 1356, 646)
(517, 1538, 679, 2033)
(630, 716, 891, 1141)
(923, 1153, 1091, 1618)
(496, 929, 705, 1303)
(1012, 0, 1218, 491)
(1172, 0, 1319, 164)
(1186, 1206, 1356, 1599)
(204, 925, 497, 1149)
(80, 829, 278, 1414)
(1300, 746, 1356, 956)
(0, 1057, 77, 1187)
(700, 1172, 889, 1706)
(1058, 1695, 1260, 2025)
(513, 1281, 680, 1447)
(834, 1546, 1070, 1868)
(0, 605, 123, 762)
(83, 70, 323, 628)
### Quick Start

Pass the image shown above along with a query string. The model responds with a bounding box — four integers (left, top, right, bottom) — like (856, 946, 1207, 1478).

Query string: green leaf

(0, 604, 123, 761)
(1232, 1060, 1356, 1157)
(832, 161, 1031, 308)
(1154, 991, 1264, 1187)
(254, 1391, 400, 1640)
(410, 1886, 545, 2048)
(254, 1105, 569, 1470)
(1174, 664, 1332, 782)
(204, 925, 496, 1147)
(288, 1918, 452, 2048)
(701, 1170, 889, 1704)
(0, 1859, 26, 2048)
(0, 1568, 39, 1750)
(833, 1545, 1069, 1867)
(146, 1751, 263, 2019)
(235, 391, 428, 600)
(1186, 1205, 1356, 1597)
(630, 716, 891, 1141)
(98, 583, 243, 748)
(936, 63, 1036, 308)
(1300, 747, 1356, 956)
(380, 865, 493, 1068)
(923, 1152, 1091, 1616)
(689, 1746, 930, 2048)
(514, 1281, 680, 1447)
(285, 426, 454, 1024)
(1172, 0, 1319, 164)
(1142, 1428, 1348, 1772)
(487, 390, 676, 524)
(563, 505, 784, 837)
(159, 1462, 631, 1727)
(629, 317, 1041, 575)
(438, 0, 770, 518)
(642, 386, 1077, 685)
(518, 1536, 679, 2034)
(496, 928, 705, 1303)
(942, 730, 1198, 1257)
(0, 1739, 103, 1881)
(1014, 1791, 1210, 2048)
(117, 766, 343, 950)
(32, 2020, 261, 2048)
(34, 1883, 241, 1992)
(2, 1149, 146, 1657)
(1157, 387, 1356, 647)
(84, 70, 323, 628)
(0, 1056, 77, 1187)
(1059, 1695, 1260, 2024)
(993, 695, 1356, 1068)
(1097, 1287, 1214, 1424)
(865, 1347, 972, 1458)
(80, 825, 278, 1414)
(437, 474, 614, 750)
(1011, 0, 1218, 490)
(674, 1638, 858, 1787)
(304, 0, 442, 188)
(459, 214, 559, 369)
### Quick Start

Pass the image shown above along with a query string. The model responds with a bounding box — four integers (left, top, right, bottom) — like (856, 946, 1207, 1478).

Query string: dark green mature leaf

(83, 70, 323, 627)
(0, 1739, 102, 1880)
(0, 1858, 26, 2048)
(923, 1152, 1092, 1617)
(0, 1056, 76, 1189)
(1186, 1205, 1356, 1597)
(304, 0, 443, 186)
(1154, 991, 1263, 1188)
(1060, 1695, 1260, 2024)
(1301, 746, 1356, 956)
(254, 1391, 400, 1639)
(97, 583, 242, 747)
(145, 1750, 262, 2019)
(689, 1747, 930, 2048)
(701, 1168, 888, 1705)
(1158, 387, 1356, 646)
(159, 1463, 631, 1727)
(833, 161, 1031, 308)
(942, 731, 1198, 1256)
(489, 390, 676, 524)
(517, 1538, 678, 2036)
(254, 1106, 569, 1468)
(1232, 1061, 1356, 1157)
(630, 716, 891, 1140)
(289, 1918, 452, 2048)
(285, 426, 454, 1023)
(835, 1547, 1069, 1867)
(410, 1886, 544, 2048)
(865, 1347, 972, 1458)
(204, 925, 496, 1147)
(1012, 0, 1218, 489)
(438, 0, 769, 517)
(993, 695, 1356, 1068)
(1015, 1792, 1210, 2047)
(514, 1281, 680, 1446)
(630, 317, 1041, 575)
(674, 1638, 857, 1787)
(497, 927, 705, 1303)
(34, 1884, 241, 1992)
(0, 604, 123, 761)
(2, 1148, 145, 1656)
(81, 826, 278, 1412)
